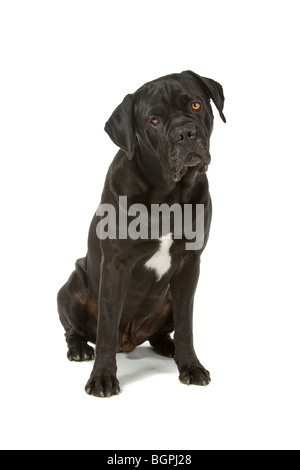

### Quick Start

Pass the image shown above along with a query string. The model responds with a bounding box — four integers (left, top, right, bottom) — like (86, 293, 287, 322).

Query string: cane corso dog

(57, 71, 226, 397)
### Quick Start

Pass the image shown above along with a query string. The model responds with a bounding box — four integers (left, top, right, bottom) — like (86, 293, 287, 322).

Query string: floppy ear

(104, 94, 136, 160)
(183, 71, 226, 123)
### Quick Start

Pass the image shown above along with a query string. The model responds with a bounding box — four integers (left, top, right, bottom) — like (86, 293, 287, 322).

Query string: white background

(1, 0, 299, 450)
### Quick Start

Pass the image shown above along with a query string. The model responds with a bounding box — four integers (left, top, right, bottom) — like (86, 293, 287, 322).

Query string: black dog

(57, 71, 225, 397)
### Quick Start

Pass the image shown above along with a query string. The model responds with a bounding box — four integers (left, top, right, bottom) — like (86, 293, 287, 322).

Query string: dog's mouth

(172, 153, 210, 183)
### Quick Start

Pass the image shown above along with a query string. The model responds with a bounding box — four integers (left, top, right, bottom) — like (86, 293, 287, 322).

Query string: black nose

(172, 126, 196, 142)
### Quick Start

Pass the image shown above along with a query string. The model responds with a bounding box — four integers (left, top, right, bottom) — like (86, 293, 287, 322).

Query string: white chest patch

(145, 233, 173, 281)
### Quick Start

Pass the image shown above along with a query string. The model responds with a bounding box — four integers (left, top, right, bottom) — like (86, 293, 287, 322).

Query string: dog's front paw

(85, 374, 120, 398)
(179, 364, 211, 386)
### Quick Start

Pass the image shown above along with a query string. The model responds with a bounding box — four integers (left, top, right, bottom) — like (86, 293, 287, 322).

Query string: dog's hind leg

(57, 258, 97, 362)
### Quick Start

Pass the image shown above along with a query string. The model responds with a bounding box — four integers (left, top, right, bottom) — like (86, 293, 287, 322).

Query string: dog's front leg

(85, 256, 131, 397)
(171, 252, 211, 387)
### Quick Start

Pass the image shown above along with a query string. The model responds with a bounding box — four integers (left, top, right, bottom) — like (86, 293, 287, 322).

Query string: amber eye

(151, 117, 159, 126)
(192, 102, 201, 111)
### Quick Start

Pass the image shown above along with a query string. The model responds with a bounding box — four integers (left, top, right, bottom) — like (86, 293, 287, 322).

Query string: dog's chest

(144, 233, 173, 281)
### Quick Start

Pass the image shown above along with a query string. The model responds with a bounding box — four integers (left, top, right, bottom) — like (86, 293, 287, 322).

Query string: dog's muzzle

(168, 121, 211, 182)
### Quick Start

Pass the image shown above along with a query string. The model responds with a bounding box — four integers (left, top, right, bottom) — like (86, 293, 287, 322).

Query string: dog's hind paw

(67, 342, 95, 362)
(150, 335, 175, 358)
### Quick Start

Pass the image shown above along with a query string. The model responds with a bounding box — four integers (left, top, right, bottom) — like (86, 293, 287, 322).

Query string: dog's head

(105, 71, 226, 182)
